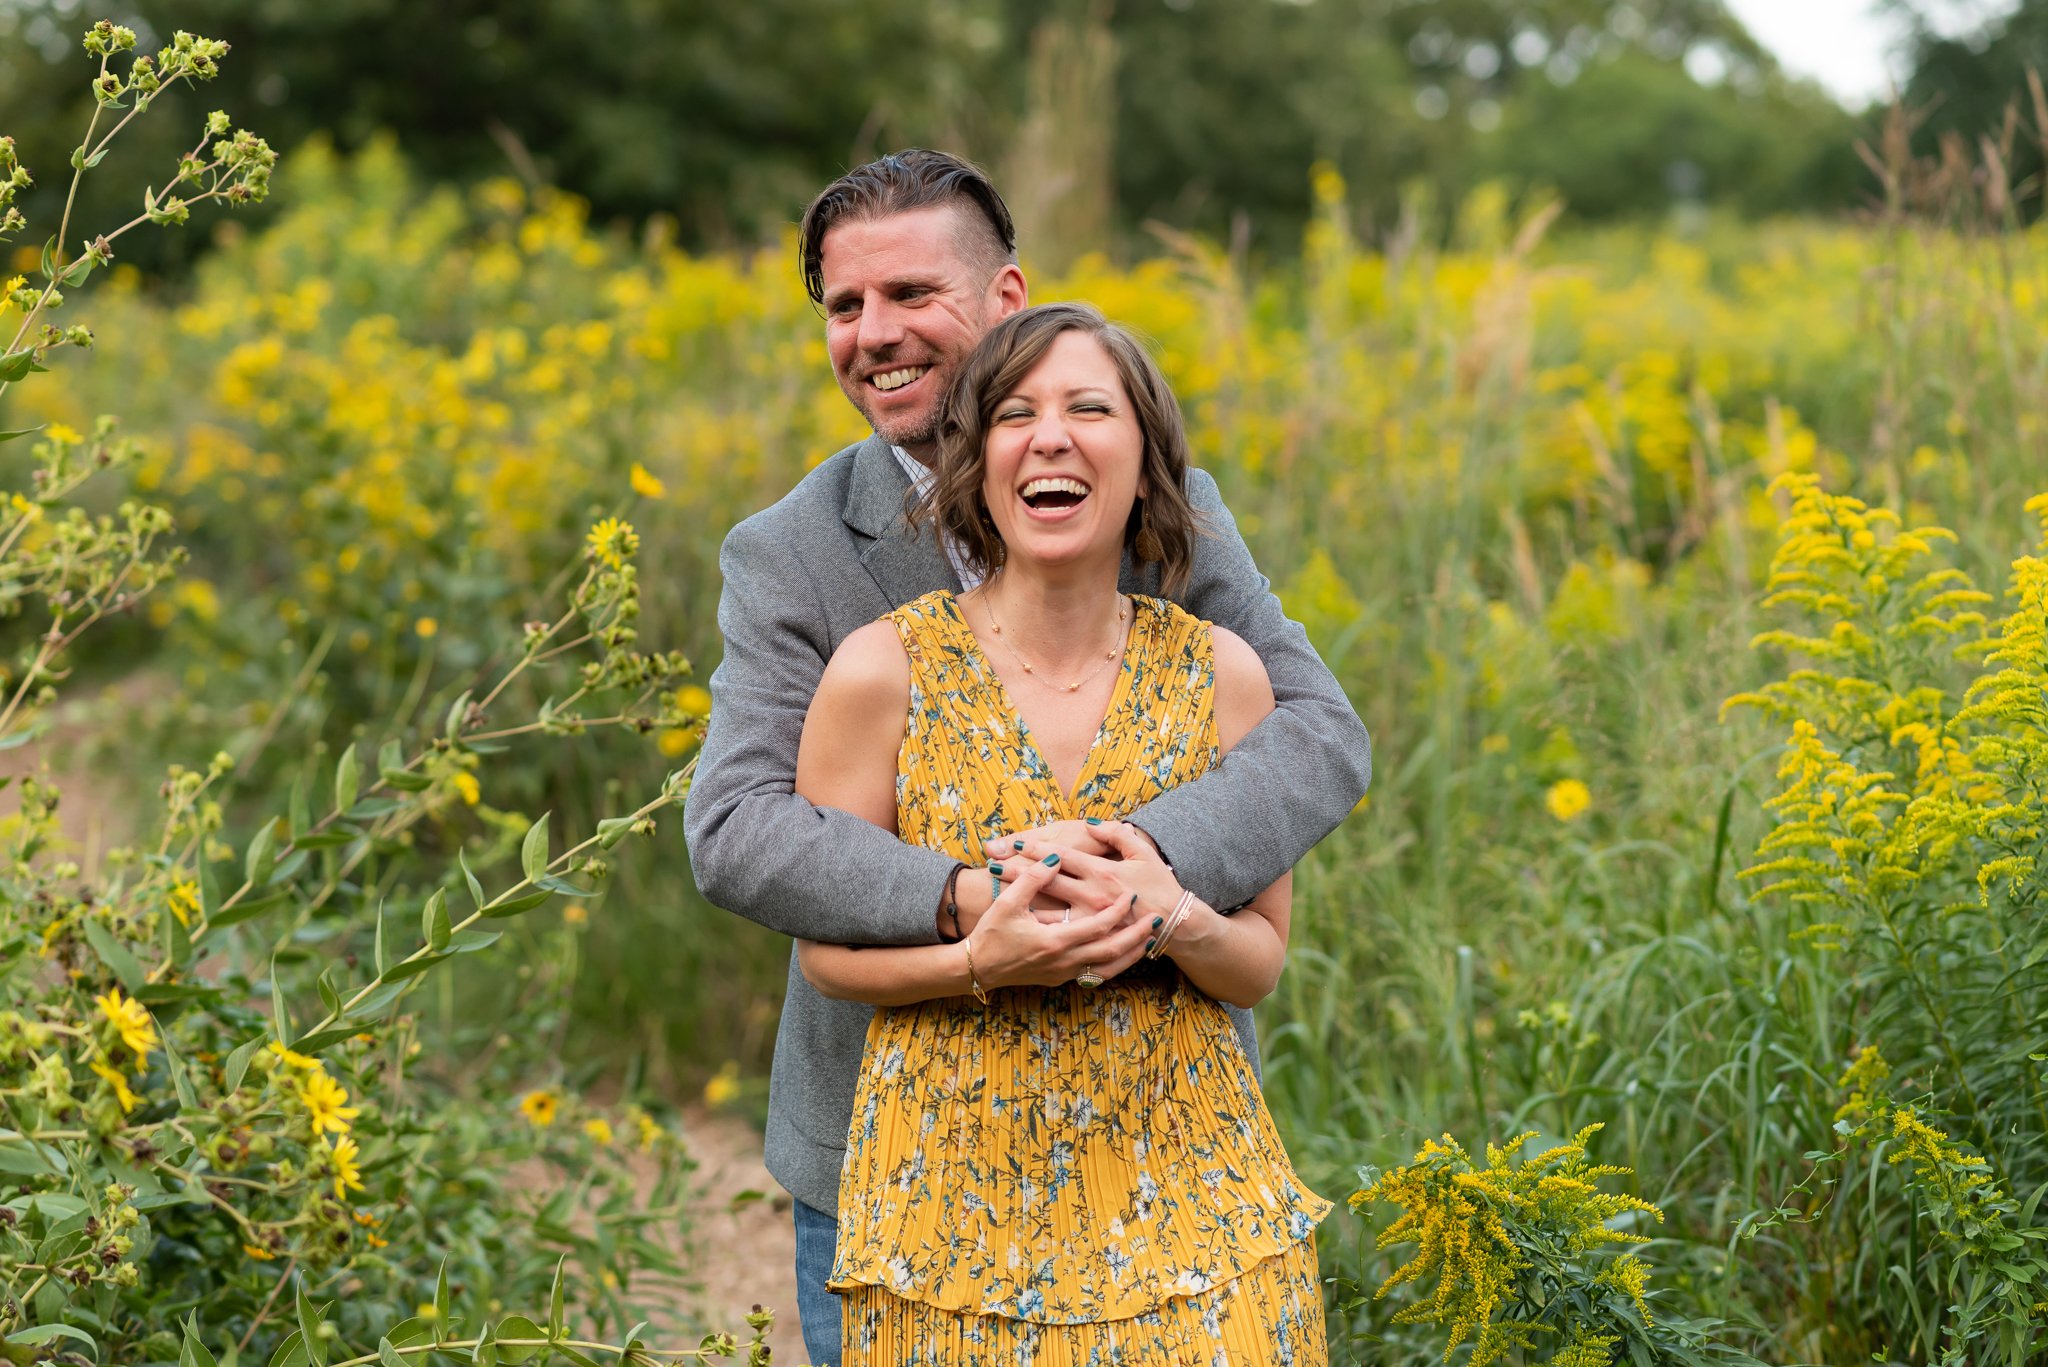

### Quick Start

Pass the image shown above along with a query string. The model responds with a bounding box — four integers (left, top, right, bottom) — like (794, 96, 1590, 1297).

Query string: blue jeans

(792, 1198, 842, 1367)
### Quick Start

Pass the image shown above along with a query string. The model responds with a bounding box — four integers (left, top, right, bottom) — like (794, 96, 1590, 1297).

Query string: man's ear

(989, 263, 1028, 320)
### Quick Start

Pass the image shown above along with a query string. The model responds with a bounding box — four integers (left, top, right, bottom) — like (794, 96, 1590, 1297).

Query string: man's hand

(1006, 822, 1182, 929)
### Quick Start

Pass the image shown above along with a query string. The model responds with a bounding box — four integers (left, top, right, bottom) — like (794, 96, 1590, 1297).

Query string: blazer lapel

(844, 434, 961, 607)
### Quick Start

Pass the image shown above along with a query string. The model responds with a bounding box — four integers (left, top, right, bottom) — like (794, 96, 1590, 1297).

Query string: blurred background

(5, 0, 2048, 1361)
(2, 0, 2038, 274)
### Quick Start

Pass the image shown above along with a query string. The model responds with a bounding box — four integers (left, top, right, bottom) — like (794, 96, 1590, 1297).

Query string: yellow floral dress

(830, 590, 1332, 1366)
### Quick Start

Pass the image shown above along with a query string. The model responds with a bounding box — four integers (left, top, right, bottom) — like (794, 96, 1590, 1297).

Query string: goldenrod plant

(0, 21, 769, 1365)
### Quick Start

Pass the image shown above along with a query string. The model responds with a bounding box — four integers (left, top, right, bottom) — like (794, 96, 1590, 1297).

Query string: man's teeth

(1022, 477, 1091, 499)
(870, 366, 929, 392)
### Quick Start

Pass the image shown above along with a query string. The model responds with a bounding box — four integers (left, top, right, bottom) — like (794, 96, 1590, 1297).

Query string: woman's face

(980, 330, 1148, 583)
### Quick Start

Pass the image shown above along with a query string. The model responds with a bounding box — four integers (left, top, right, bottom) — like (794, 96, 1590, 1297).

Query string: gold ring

(1076, 968, 1103, 989)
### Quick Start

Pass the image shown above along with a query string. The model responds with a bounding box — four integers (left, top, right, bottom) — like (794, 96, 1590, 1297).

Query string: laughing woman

(792, 302, 1331, 1365)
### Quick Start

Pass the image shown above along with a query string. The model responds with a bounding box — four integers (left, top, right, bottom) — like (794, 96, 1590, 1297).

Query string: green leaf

(493, 1316, 545, 1365)
(376, 1342, 406, 1367)
(0, 722, 48, 749)
(553, 1350, 603, 1367)
(548, 1256, 567, 1337)
(0, 425, 46, 444)
(224, 1036, 263, 1094)
(378, 737, 403, 777)
(459, 848, 487, 911)
(316, 966, 343, 1020)
(446, 928, 503, 954)
(295, 1279, 328, 1367)
(383, 1319, 436, 1351)
(289, 1025, 362, 1055)
(423, 888, 451, 951)
(433, 1260, 451, 1324)
(0, 350, 45, 382)
(335, 744, 360, 816)
(471, 1320, 495, 1367)
(374, 900, 389, 975)
(38, 234, 57, 278)
(596, 817, 634, 849)
(612, 1321, 647, 1367)
(7, 1323, 99, 1361)
(83, 917, 146, 990)
(0, 1135, 65, 1175)
(479, 887, 551, 919)
(270, 955, 292, 1047)
(266, 1329, 308, 1367)
(160, 1029, 198, 1110)
(380, 951, 450, 983)
(84, 147, 109, 169)
(521, 813, 551, 883)
(245, 818, 279, 888)
(289, 829, 361, 851)
(380, 769, 434, 792)
(289, 765, 313, 841)
(199, 856, 222, 922)
(534, 874, 599, 897)
(207, 887, 291, 929)
(445, 689, 473, 741)
(181, 1315, 220, 1367)
(162, 895, 194, 968)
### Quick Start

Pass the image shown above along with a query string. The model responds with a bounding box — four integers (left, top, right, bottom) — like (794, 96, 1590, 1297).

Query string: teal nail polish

(1085, 817, 1101, 825)
(1151, 916, 1163, 929)
(1145, 938, 1156, 953)
(989, 863, 1003, 876)
(1014, 839, 1026, 851)
(1042, 853, 1060, 867)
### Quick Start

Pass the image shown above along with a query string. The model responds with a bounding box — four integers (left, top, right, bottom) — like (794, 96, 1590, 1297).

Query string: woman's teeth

(1021, 476, 1091, 508)
(870, 366, 929, 392)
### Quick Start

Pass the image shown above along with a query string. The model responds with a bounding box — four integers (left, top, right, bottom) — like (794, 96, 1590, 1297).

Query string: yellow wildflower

(585, 517, 638, 570)
(562, 903, 588, 925)
(632, 1108, 662, 1151)
(519, 1089, 559, 1127)
(452, 771, 480, 805)
(583, 1116, 615, 1145)
(243, 1243, 276, 1261)
(8, 493, 41, 524)
(704, 1060, 742, 1108)
(414, 616, 439, 639)
(1544, 778, 1592, 823)
(329, 1133, 365, 1202)
(629, 461, 667, 499)
(298, 1069, 360, 1135)
(45, 423, 82, 445)
(96, 987, 157, 1061)
(168, 879, 201, 925)
(674, 684, 712, 718)
(90, 1059, 140, 1113)
(268, 1040, 320, 1069)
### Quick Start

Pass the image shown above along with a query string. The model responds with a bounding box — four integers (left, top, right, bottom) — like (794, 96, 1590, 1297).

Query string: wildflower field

(3, 29, 2046, 1367)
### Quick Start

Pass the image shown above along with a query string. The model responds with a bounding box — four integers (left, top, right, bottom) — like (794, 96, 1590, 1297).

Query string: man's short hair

(798, 149, 1018, 306)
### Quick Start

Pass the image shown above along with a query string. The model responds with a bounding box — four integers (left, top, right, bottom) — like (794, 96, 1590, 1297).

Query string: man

(682, 149, 1371, 1366)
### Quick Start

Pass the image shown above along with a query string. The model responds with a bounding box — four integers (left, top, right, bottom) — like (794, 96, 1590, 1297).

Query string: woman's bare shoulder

(817, 618, 911, 707)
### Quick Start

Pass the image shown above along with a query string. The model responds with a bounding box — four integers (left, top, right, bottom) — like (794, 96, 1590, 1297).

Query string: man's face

(818, 204, 1024, 454)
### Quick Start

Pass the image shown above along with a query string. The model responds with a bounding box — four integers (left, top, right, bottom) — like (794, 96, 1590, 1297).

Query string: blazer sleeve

(1124, 467, 1373, 909)
(682, 514, 957, 946)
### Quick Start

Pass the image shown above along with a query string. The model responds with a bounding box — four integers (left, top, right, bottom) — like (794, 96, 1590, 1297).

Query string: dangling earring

(1133, 500, 1164, 563)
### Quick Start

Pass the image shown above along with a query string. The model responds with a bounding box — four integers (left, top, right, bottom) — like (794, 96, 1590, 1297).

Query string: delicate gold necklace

(983, 589, 1129, 694)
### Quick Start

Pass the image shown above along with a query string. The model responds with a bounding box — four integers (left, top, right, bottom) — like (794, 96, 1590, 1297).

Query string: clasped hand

(963, 819, 1184, 991)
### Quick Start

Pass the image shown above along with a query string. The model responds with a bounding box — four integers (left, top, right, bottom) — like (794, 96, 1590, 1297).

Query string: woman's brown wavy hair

(915, 302, 1199, 595)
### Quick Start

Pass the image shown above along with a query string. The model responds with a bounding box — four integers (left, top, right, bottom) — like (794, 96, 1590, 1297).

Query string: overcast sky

(1720, 0, 2012, 103)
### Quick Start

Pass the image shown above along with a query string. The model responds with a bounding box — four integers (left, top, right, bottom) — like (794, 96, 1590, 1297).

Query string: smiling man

(681, 148, 1372, 1367)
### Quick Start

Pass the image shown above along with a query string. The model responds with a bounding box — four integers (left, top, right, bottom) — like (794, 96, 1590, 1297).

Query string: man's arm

(1122, 467, 1373, 910)
(682, 515, 956, 946)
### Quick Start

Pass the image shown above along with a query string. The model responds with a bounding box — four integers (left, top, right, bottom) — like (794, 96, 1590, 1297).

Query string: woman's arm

(791, 622, 1146, 1004)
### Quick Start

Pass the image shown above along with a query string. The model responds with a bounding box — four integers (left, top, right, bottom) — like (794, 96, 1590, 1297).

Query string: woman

(793, 302, 1330, 1364)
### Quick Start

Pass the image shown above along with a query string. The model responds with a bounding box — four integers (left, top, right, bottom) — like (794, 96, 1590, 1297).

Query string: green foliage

(1352, 1124, 1761, 1366)
(0, 22, 771, 1364)
(1724, 475, 2048, 1364)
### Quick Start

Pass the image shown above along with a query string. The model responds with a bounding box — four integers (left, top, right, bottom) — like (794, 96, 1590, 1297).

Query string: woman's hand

(969, 854, 1154, 990)
(1002, 822, 1184, 937)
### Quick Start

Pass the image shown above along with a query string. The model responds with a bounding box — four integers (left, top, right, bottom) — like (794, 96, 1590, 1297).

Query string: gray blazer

(683, 434, 1372, 1214)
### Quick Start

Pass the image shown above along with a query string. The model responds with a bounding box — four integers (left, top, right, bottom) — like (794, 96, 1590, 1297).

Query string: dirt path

(672, 1105, 805, 1362)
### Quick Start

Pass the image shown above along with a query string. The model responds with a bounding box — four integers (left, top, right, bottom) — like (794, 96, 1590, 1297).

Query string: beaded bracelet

(938, 863, 966, 943)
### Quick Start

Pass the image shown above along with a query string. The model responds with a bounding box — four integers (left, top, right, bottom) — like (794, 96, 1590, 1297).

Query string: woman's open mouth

(1019, 476, 1091, 518)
